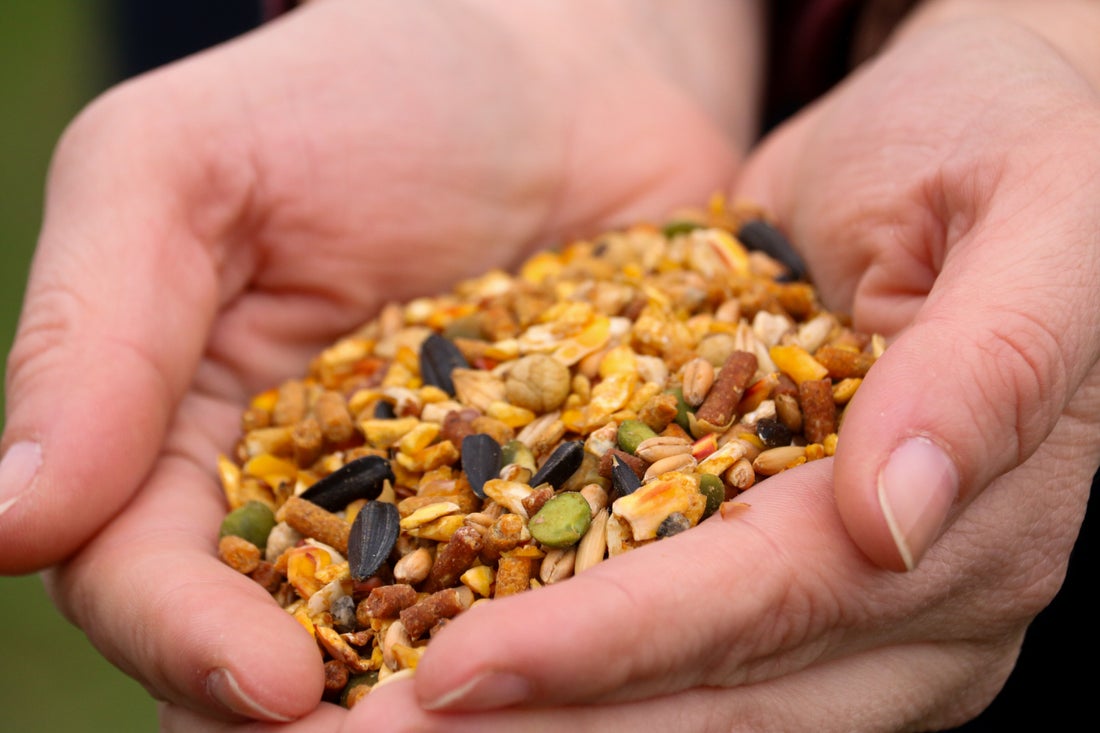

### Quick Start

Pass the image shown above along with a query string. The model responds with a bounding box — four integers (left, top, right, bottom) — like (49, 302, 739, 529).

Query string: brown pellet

(694, 351, 759, 428)
(218, 535, 261, 575)
(278, 495, 350, 555)
(423, 525, 484, 593)
(798, 378, 837, 444)
(400, 588, 471, 639)
(358, 583, 419, 624)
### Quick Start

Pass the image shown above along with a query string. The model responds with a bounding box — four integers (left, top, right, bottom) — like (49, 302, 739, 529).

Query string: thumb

(0, 78, 240, 572)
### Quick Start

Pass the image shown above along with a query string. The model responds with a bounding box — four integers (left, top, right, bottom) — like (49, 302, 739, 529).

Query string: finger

(46, 399, 324, 722)
(160, 701, 347, 733)
(0, 74, 251, 571)
(836, 183, 1100, 570)
(356, 633, 1004, 732)
(412, 461, 890, 712)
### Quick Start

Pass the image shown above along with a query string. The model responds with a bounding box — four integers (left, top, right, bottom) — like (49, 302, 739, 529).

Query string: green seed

(528, 492, 592, 548)
(617, 419, 657, 455)
(661, 219, 702, 238)
(669, 387, 692, 432)
(501, 439, 537, 473)
(340, 671, 379, 708)
(219, 500, 276, 551)
(442, 313, 484, 340)
(698, 473, 724, 519)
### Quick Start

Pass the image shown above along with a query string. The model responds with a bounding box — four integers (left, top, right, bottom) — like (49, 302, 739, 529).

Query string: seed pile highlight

(214, 199, 883, 707)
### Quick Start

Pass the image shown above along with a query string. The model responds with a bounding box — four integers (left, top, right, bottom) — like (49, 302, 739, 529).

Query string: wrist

(493, 0, 765, 148)
(869, 0, 1100, 90)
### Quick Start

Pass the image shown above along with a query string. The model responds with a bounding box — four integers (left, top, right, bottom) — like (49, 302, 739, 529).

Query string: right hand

(0, 0, 759, 723)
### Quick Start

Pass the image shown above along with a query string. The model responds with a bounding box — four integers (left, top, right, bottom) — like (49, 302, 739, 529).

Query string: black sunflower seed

(418, 333, 469, 396)
(373, 400, 397, 419)
(737, 220, 808, 282)
(298, 455, 395, 511)
(348, 500, 400, 581)
(610, 454, 643, 498)
(462, 433, 502, 499)
(755, 417, 793, 448)
(529, 440, 584, 490)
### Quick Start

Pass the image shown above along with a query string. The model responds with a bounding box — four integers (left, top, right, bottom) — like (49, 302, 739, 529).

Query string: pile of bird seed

(214, 197, 883, 707)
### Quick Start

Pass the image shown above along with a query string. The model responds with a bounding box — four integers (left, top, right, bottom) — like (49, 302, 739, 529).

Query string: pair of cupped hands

(2, 1, 1098, 731)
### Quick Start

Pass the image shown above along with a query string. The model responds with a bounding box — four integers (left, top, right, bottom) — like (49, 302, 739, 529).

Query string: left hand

(290, 11, 1096, 733)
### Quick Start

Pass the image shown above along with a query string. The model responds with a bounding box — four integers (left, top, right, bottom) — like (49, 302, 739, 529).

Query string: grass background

(0, 3, 159, 731)
(0, 3, 255, 731)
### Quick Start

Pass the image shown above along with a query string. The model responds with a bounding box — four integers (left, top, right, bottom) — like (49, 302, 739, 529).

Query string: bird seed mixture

(214, 196, 884, 707)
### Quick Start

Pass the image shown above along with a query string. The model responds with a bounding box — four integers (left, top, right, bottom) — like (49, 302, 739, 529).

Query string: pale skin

(1, 0, 1098, 731)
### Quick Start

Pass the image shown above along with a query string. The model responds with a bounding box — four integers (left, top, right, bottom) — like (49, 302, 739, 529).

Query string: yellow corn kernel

(242, 453, 298, 488)
(519, 251, 564, 285)
(360, 416, 420, 449)
(217, 454, 242, 504)
(380, 360, 417, 389)
(400, 501, 461, 530)
(460, 565, 496, 598)
(398, 422, 441, 455)
(292, 605, 316, 638)
(391, 644, 425, 671)
(287, 546, 332, 599)
(396, 440, 459, 473)
(832, 377, 862, 405)
(486, 401, 536, 428)
(315, 561, 351, 585)
(597, 344, 637, 378)
(249, 388, 279, 413)
(554, 315, 611, 366)
(560, 407, 587, 434)
(414, 385, 448, 404)
(347, 388, 383, 417)
(769, 344, 829, 385)
(405, 514, 465, 542)
(705, 228, 751, 276)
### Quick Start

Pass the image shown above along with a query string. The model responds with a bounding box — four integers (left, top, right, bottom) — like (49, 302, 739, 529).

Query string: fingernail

(421, 671, 531, 711)
(206, 668, 293, 722)
(878, 437, 959, 571)
(0, 441, 42, 518)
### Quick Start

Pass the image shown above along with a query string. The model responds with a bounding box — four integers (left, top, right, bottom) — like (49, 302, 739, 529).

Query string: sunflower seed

(347, 500, 400, 581)
(610, 454, 643, 497)
(419, 333, 469, 396)
(461, 433, 502, 499)
(529, 440, 584, 489)
(299, 455, 394, 511)
(737, 219, 807, 282)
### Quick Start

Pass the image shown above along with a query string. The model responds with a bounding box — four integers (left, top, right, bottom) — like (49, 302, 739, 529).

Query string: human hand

(339, 9, 1098, 733)
(0, 0, 760, 724)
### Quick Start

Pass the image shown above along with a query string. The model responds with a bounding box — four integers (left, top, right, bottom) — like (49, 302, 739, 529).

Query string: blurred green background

(0, 3, 159, 731)
(1, 3, 259, 731)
